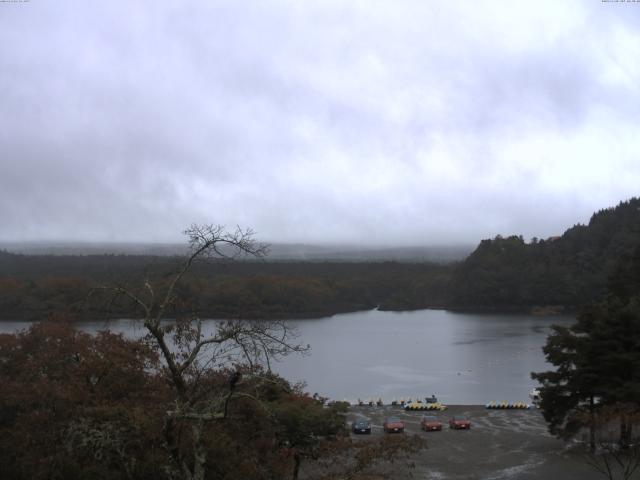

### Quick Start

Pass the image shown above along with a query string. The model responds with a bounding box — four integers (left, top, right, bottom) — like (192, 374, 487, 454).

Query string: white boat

(529, 388, 541, 404)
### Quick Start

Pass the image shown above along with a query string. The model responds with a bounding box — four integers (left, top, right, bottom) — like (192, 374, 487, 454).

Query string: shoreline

(0, 303, 575, 323)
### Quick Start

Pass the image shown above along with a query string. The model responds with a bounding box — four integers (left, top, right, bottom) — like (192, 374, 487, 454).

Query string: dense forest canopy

(0, 254, 453, 320)
(450, 197, 640, 310)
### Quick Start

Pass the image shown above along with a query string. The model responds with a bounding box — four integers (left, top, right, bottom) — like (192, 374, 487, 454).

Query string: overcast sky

(1, 1, 639, 246)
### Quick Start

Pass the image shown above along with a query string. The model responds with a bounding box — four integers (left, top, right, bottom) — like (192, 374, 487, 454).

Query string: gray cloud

(1, 1, 639, 246)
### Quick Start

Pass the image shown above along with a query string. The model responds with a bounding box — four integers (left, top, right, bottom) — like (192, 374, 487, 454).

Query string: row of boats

(354, 396, 440, 407)
(484, 389, 542, 409)
(404, 402, 447, 411)
(485, 401, 531, 409)
(346, 389, 543, 409)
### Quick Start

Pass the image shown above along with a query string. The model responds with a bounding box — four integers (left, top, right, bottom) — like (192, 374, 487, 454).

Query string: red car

(383, 416, 405, 433)
(420, 415, 442, 431)
(449, 415, 471, 430)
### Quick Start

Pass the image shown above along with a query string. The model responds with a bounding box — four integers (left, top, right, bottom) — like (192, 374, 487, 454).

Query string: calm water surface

(279, 309, 575, 404)
(2, 309, 575, 404)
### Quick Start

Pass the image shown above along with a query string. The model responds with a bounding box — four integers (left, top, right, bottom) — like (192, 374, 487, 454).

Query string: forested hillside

(450, 198, 640, 310)
(0, 253, 452, 320)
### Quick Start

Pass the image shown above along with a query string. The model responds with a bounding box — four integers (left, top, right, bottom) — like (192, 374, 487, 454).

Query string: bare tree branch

(96, 224, 306, 480)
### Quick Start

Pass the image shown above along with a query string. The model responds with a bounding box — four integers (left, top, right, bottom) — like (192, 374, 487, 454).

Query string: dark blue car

(351, 420, 372, 434)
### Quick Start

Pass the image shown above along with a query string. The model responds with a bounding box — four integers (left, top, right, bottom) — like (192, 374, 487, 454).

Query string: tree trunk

(163, 416, 192, 479)
(619, 418, 631, 450)
(192, 420, 207, 480)
(292, 452, 301, 480)
(589, 395, 596, 453)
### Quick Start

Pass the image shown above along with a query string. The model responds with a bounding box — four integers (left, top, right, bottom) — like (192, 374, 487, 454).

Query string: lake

(0, 309, 575, 405)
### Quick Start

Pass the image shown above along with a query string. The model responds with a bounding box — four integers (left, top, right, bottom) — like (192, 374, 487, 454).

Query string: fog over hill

(0, 241, 473, 263)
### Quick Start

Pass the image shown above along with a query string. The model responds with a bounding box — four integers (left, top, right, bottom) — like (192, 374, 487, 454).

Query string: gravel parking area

(343, 405, 604, 480)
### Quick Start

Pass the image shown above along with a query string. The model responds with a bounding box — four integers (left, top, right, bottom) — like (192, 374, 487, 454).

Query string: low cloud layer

(1, 1, 639, 246)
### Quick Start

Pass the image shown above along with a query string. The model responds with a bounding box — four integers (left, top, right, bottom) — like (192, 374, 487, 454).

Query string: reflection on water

(0, 309, 575, 404)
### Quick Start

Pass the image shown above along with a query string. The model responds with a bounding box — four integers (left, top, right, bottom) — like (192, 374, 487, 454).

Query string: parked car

(420, 415, 442, 431)
(351, 420, 372, 434)
(449, 415, 471, 429)
(383, 416, 405, 433)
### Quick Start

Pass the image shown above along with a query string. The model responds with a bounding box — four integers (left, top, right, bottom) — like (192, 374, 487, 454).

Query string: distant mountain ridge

(0, 241, 473, 264)
(450, 197, 640, 310)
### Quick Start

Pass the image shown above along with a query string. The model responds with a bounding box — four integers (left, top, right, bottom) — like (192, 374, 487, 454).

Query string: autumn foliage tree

(0, 319, 167, 480)
(0, 318, 359, 480)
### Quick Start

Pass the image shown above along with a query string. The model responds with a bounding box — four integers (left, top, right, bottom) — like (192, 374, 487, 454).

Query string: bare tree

(581, 405, 640, 480)
(584, 444, 640, 480)
(99, 224, 309, 480)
